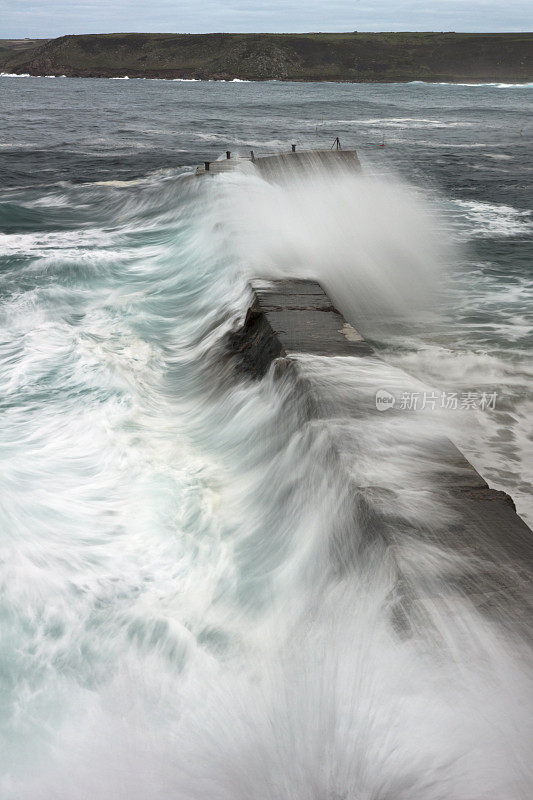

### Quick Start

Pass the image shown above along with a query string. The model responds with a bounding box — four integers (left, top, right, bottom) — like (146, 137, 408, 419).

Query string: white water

(1, 162, 532, 798)
(211, 164, 452, 324)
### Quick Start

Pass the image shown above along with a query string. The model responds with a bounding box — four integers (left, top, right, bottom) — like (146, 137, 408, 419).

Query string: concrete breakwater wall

(195, 148, 361, 177)
(229, 279, 533, 639)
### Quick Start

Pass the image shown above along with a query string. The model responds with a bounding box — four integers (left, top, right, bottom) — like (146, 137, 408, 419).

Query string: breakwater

(230, 277, 533, 639)
(195, 147, 361, 177)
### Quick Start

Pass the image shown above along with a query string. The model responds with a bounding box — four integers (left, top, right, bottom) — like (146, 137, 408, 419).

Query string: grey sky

(1, 0, 531, 39)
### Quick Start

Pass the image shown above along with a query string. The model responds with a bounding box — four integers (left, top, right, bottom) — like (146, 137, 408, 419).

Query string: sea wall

(195, 148, 361, 177)
(229, 278, 533, 639)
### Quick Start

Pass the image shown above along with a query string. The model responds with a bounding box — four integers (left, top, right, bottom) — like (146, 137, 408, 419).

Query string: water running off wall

(0, 154, 532, 799)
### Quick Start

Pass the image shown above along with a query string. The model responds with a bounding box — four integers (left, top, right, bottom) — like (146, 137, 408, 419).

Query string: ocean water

(0, 76, 532, 798)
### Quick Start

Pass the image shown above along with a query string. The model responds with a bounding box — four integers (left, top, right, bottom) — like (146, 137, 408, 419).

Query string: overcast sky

(1, 0, 531, 39)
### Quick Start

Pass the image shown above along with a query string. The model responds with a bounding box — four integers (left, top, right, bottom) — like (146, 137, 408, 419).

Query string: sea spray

(0, 155, 532, 798)
(199, 156, 532, 522)
(9, 349, 533, 800)
(205, 160, 453, 329)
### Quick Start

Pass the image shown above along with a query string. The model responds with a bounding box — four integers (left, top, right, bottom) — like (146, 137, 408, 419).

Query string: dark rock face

(1, 32, 531, 82)
(228, 302, 284, 379)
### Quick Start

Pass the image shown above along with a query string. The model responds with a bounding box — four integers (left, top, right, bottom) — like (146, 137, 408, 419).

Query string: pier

(195, 146, 361, 177)
(229, 279, 533, 639)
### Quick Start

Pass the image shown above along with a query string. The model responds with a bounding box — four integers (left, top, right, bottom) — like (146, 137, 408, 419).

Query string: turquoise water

(0, 76, 532, 798)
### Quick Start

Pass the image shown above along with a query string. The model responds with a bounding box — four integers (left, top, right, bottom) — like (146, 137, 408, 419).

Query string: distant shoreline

(1, 32, 531, 84)
(1, 72, 532, 86)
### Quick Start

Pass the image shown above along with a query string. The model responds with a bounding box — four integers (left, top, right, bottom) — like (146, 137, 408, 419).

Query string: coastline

(2, 71, 532, 85)
(2, 32, 531, 84)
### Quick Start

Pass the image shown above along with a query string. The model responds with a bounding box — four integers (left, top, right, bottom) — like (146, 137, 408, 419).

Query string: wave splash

(0, 163, 532, 798)
(205, 159, 453, 328)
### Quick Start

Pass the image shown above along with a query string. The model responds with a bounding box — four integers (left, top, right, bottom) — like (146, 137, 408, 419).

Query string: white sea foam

(0, 157, 532, 799)
(454, 199, 533, 237)
(0, 227, 118, 257)
(0, 72, 67, 78)
(405, 140, 489, 148)
(331, 117, 472, 129)
(409, 81, 533, 88)
(193, 131, 290, 148)
(484, 153, 513, 160)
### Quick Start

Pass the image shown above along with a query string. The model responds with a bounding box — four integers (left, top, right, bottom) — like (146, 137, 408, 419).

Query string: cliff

(1, 32, 531, 82)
